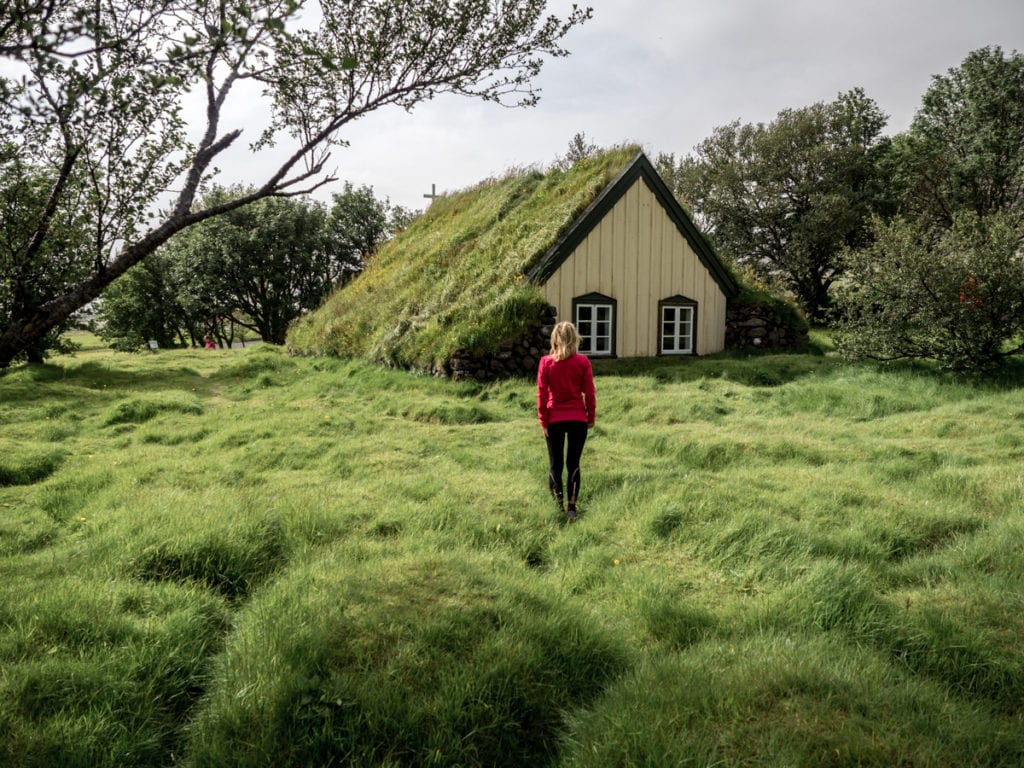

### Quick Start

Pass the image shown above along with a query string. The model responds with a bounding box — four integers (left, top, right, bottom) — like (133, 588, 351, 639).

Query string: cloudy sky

(217, 0, 1024, 212)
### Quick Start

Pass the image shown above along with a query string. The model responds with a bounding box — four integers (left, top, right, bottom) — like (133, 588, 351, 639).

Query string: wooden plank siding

(541, 176, 728, 356)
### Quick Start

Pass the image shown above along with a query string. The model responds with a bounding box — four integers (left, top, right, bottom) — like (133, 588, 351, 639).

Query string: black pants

(546, 420, 588, 505)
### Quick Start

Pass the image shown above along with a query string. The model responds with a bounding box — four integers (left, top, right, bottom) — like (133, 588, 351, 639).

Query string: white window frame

(660, 303, 695, 355)
(574, 298, 615, 357)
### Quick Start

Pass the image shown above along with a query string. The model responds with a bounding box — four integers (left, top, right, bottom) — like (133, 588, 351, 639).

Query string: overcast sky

(217, 0, 1024, 212)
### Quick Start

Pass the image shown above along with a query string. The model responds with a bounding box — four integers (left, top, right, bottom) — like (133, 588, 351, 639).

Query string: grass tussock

(2, 341, 1024, 766)
(103, 392, 203, 425)
(287, 146, 642, 369)
(128, 517, 289, 600)
(0, 449, 65, 487)
(186, 550, 628, 767)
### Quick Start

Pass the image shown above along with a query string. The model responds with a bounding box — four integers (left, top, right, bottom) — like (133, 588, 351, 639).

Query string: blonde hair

(549, 321, 581, 361)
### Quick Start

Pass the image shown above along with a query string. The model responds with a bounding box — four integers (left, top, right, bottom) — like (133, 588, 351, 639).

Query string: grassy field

(1, 336, 1023, 766)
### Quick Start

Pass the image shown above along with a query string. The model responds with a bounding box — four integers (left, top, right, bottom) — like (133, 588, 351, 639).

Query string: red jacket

(537, 353, 596, 429)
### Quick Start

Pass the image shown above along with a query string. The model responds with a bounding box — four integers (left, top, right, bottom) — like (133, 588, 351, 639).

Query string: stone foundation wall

(442, 305, 557, 380)
(437, 301, 805, 379)
(725, 302, 809, 350)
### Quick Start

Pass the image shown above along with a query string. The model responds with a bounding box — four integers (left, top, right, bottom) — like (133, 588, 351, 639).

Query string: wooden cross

(423, 183, 439, 202)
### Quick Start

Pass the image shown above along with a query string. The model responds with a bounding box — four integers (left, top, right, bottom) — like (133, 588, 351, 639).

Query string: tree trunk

(0, 321, 42, 367)
(0, 199, 252, 368)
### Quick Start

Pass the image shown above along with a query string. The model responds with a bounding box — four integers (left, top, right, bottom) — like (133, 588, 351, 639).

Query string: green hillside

(287, 146, 642, 371)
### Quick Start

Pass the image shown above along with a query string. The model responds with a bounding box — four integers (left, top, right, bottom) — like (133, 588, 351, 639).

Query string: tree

(836, 47, 1024, 372)
(0, 0, 591, 367)
(665, 89, 890, 321)
(554, 131, 598, 170)
(0, 152, 93, 361)
(102, 183, 405, 348)
(888, 46, 1024, 229)
(327, 182, 410, 286)
(171, 191, 334, 344)
(97, 250, 188, 351)
(836, 211, 1024, 371)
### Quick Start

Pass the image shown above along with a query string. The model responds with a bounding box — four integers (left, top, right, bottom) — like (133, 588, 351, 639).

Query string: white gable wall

(540, 176, 727, 356)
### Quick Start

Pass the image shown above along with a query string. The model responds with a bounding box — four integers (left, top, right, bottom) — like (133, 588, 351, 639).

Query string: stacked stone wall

(442, 305, 557, 380)
(725, 302, 809, 350)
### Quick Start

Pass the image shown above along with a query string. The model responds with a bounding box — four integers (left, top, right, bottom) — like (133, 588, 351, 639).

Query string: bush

(836, 211, 1024, 372)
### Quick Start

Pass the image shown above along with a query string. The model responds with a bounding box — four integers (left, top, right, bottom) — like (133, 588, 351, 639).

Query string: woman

(537, 321, 596, 522)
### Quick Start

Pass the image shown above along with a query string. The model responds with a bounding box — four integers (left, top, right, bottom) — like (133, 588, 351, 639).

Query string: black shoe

(566, 506, 577, 523)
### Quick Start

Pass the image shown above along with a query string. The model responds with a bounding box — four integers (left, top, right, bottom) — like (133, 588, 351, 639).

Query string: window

(660, 297, 697, 355)
(573, 293, 616, 357)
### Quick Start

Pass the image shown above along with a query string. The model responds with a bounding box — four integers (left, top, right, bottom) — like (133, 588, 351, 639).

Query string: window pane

(661, 303, 696, 354)
(575, 300, 613, 355)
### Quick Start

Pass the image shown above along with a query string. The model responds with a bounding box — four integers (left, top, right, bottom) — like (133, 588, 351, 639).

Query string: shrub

(837, 211, 1024, 372)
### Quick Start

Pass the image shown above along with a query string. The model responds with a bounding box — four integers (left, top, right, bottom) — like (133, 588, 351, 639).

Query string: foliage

(838, 47, 1024, 372)
(0, 154, 94, 362)
(730, 264, 811, 341)
(3, 343, 1024, 765)
(99, 184, 412, 349)
(97, 249, 189, 351)
(169, 189, 331, 346)
(0, 0, 592, 366)
(553, 131, 600, 170)
(662, 89, 890, 321)
(327, 181, 413, 279)
(288, 145, 642, 369)
(888, 46, 1024, 228)
(836, 211, 1024, 371)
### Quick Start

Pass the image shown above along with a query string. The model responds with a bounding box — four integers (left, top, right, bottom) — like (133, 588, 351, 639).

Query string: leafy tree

(555, 131, 599, 169)
(654, 151, 696, 214)
(0, 152, 93, 361)
(888, 46, 1024, 228)
(97, 250, 188, 351)
(836, 211, 1024, 371)
(665, 89, 890, 321)
(173, 190, 336, 345)
(98, 183, 404, 349)
(837, 47, 1024, 372)
(0, 0, 591, 367)
(327, 182, 410, 286)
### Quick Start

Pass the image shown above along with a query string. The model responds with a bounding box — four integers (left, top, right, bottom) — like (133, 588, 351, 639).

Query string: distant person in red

(537, 321, 596, 522)
(204, 337, 216, 349)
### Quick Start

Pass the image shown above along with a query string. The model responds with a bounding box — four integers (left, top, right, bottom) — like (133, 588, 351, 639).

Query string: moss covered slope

(287, 146, 641, 370)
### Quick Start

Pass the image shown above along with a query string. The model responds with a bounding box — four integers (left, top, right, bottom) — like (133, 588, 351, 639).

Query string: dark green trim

(525, 152, 739, 298)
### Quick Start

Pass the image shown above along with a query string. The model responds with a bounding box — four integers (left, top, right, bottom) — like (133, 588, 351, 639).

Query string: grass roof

(287, 145, 643, 370)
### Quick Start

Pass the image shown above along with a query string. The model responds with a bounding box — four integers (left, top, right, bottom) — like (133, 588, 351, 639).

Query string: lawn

(1, 339, 1022, 766)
